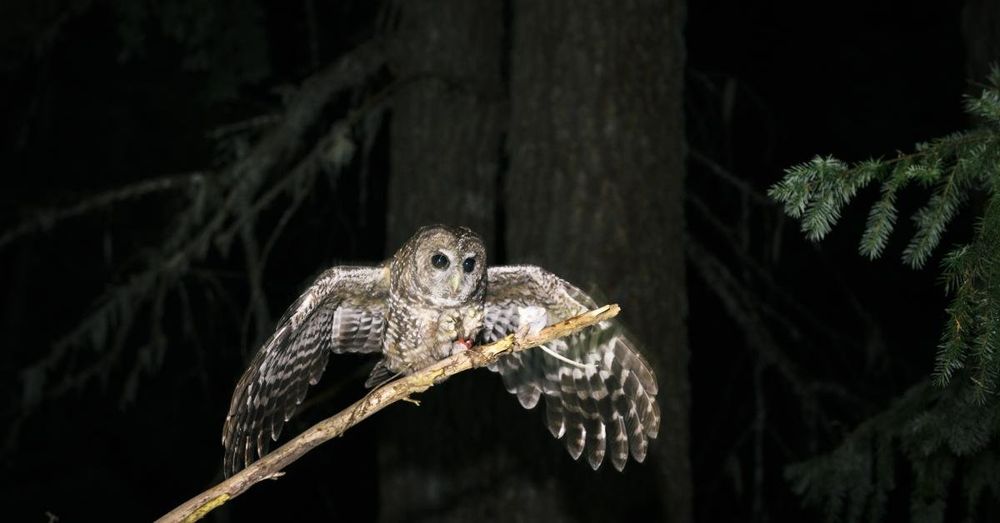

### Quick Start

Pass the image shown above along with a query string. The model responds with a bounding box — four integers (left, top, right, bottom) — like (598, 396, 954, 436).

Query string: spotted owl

(222, 225, 660, 476)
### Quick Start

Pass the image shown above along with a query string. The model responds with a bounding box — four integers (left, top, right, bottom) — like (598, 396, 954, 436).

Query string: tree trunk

(507, 1, 691, 522)
(383, 0, 505, 252)
(382, 1, 690, 520)
(379, 1, 517, 521)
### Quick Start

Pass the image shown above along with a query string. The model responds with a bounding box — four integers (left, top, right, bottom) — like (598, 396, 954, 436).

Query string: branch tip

(156, 303, 619, 523)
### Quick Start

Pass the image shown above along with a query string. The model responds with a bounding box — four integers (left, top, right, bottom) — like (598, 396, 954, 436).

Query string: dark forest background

(1, 0, 996, 521)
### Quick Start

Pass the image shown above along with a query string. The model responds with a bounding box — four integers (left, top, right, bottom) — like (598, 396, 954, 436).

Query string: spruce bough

(770, 68, 1000, 522)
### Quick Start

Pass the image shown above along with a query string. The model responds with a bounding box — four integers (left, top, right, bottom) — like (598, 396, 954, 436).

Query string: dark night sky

(0, 1, 978, 521)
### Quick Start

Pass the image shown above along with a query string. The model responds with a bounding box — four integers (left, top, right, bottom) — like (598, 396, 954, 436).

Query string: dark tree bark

(379, 1, 520, 521)
(383, 0, 505, 252)
(381, 1, 689, 520)
(507, 1, 691, 522)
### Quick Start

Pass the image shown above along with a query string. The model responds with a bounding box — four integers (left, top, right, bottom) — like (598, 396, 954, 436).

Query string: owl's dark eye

(431, 253, 450, 269)
(462, 257, 476, 273)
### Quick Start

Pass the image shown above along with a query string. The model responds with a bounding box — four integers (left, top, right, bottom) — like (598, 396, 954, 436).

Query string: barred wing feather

(483, 265, 660, 471)
(221, 266, 388, 476)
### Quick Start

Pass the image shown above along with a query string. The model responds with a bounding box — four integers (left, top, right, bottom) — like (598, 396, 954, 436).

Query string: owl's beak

(450, 273, 462, 292)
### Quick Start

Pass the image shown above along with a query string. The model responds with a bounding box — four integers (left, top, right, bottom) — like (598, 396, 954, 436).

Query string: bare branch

(685, 238, 855, 419)
(155, 304, 621, 523)
(0, 172, 208, 251)
(689, 148, 771, 205)
(14, 42, 388, 416)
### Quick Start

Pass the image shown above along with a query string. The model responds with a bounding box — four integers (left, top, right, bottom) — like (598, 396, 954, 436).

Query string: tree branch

(0, 171, 209, 251)
(156, 304, 622, 523)
(12, 42, 388, 417)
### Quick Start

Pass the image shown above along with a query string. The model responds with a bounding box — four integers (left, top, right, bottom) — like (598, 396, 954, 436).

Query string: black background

(0, 1, 974, 521)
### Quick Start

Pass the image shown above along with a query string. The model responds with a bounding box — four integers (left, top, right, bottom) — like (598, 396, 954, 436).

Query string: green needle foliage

(770, 68, 1000, 396)
(770, 68, 1000, 522)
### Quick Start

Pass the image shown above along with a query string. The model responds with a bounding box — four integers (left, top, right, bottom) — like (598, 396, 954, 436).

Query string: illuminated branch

(156, 304, 621, 523)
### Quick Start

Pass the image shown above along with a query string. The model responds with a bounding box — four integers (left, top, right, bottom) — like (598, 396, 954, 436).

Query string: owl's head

(393, 225, 487, 305)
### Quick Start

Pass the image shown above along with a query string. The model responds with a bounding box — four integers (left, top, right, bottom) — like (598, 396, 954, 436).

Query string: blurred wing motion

(222, 266, 389, 476)
(483, 266, 660, 471)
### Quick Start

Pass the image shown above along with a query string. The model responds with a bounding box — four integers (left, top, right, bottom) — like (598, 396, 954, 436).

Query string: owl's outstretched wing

(483, 265, 660, 471)
(222, 266, 389, 476)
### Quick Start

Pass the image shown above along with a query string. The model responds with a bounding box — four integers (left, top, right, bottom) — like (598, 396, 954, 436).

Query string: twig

(689, 149, 771, 205)
(14, 42, 388, 415)
(686, 192, 851, 345)
(205, 113, 281, 140)
(0, 172, 208, 251)
(238, 217, 271, 349)
(155, 304, 621, 523)
(685, 238, 825, 415)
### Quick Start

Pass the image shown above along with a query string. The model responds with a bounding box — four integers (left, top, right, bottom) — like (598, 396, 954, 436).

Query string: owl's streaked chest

(382, 295, 485, 372)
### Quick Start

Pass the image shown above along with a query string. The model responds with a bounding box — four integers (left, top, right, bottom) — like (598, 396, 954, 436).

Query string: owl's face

(395, 225, 487, 305)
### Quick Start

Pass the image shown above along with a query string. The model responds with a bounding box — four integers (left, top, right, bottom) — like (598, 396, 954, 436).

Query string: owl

(222, 225, 660, 476)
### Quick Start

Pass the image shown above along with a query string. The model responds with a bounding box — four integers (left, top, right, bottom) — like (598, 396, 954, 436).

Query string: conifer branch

(15, 42, 388, 416)
(769, 71, 1000, 397)
(774, 67, 1000, 521)
(0, 171, 209, 251)
(155, 304, 621, 523)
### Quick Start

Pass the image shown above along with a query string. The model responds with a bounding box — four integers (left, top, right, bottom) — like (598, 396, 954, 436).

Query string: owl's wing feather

(222, 265, 389, 476)
(483, 265, 659, 471)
